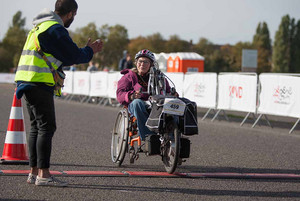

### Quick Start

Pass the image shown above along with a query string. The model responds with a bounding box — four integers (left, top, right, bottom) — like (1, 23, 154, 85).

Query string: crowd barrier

(0, 71, 299, 133)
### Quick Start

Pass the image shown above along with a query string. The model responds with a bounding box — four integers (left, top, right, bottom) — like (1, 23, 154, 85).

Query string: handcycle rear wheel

(162, 121, 180, 174)
(111, 109, 129, 166)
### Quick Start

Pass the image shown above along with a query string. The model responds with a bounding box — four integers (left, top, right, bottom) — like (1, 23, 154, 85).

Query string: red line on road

(1, 170, 63, 175)
(63, 171, 125, 176)
(124, 171, 186, 177)
(1, 170, 300, 179)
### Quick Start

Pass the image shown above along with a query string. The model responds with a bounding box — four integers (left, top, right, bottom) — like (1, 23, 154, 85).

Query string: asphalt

(0, 83, 299, 201)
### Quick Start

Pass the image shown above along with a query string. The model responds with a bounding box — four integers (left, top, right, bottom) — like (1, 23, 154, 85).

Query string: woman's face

(136, 57, 151, 75)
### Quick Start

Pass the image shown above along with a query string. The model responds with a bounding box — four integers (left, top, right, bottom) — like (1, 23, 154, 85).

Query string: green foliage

(0, 47, 12, 72)
(272, 15, 300, 73)
(128, 33, 166, 60)
(272, 15, 291, 72)
(165, 35, 191, 52)
(194, 38, 224, 72)
(72, 22, 100, 70)
(146, 33, 166, 53)
(73, 22, 99, 48)
(290, 20, 300, 73)
(231, 42, 254, 71)
(99, 24, 129, 70)
(128, 36, 148, 60)
(253, 22, 272, 73)
(12, 11, 26, 28)
(0, 11, 27, 72)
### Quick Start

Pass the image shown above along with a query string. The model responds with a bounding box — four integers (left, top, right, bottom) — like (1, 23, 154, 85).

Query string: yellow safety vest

(15, 21, 63, 86)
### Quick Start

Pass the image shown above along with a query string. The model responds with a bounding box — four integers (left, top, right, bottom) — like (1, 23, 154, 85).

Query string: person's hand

(86, 38, 103, 54)
(131, 90, 142, 100)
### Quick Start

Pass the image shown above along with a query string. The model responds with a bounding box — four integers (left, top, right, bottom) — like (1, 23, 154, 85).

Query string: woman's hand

(131, 90, 142, 100)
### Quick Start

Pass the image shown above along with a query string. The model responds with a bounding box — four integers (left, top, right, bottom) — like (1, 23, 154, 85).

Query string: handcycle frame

(111, 66, 187, 174)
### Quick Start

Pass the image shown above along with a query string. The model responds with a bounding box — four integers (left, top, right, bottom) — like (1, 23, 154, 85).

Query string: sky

(1, 0, 300, 45)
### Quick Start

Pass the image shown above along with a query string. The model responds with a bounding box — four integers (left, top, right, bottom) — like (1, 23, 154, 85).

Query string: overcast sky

(1, 0, 300, 45)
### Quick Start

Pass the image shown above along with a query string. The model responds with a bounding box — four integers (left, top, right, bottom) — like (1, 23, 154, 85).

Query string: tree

(272, 15, 291, 72)
(146, 33, 166, 53)
(0, 11, 27, 72)
(99, 24, 129, 69)
(72, 22, 100, 70)
(72, 22, 99, 48)
(194, 37, 215, 56)
(128, 36, 148, 60)
(252, 22, 272, 73)
(164, 35, 191, 52)
(194, 38, 222, 72)
(290, 19, 300, 73)
(229, 42, 254, 72)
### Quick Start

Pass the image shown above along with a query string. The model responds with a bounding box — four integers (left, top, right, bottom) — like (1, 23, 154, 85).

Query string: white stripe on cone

(4, 131, 27, 144)
(9, 107, 24, 120)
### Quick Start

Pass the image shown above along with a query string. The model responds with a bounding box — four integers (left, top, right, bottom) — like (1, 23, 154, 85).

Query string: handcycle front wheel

(162, 121, 180, 174)
(111, 109, 129, 166)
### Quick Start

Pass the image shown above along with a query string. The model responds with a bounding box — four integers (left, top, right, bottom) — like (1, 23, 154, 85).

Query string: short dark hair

(55, 0, 78, 15)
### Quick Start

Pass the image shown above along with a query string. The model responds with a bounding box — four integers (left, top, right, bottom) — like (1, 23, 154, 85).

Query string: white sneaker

(35, 176, 68, 187)
(27, 173, 37, 184)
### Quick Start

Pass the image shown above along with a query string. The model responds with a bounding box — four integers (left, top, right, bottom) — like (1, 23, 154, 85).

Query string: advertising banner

(73, 71, 90, 96)
(0, 73, 15, 84)
(89, 72, 108, 97)
(183, 73, 217, 108)
(217, 73, 257, 113)
(107, 72, 123, 99)
(164, 72, 184, 97)
(62, 71, 73, 94)
(258, 74, 300, 118)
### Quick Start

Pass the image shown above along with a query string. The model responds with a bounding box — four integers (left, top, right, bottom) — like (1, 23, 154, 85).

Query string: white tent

(154, 52, 176, 72)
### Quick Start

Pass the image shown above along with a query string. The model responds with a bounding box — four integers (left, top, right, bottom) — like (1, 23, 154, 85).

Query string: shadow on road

(67, 183, 300, 198)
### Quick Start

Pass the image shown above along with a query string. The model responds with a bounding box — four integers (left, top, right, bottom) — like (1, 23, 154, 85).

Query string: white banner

(0, 73, 15, 83)
(258, 74, 300, 118)
(217, 73, 257, 113)
(89, 72, 108, 97)
(183, 73, 217, 108)
(164, 72, 184, 97)
(62, 71, 73, 94)
(107, 72, 123, 99)
(73, 71, 90, 96)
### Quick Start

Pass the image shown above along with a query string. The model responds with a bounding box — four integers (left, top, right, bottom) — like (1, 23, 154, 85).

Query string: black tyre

(111, 109, 129, 166)
(162, 121, 180, 174)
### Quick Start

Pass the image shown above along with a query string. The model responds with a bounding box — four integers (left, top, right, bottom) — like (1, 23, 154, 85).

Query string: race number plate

(163, 98, 186, 116)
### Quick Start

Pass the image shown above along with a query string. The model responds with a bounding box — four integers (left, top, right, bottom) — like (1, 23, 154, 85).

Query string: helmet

(135, 49, 155, 63)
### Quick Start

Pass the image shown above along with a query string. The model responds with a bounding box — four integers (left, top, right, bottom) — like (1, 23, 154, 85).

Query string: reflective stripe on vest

(21, 50, 63, 67)
(15, 21, 63, 84)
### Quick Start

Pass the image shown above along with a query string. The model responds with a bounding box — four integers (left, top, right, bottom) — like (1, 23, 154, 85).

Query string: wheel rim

(111, 110, 128, 163)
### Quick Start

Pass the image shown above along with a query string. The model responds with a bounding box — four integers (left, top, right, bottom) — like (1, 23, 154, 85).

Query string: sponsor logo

(194, 83, 205, 97)
(229, 86, 243, 99)
(78, 79, 85, 87)
(95, 80, 102, 90)
(113, 81, 118, 89)
(273, 86, 292, 105)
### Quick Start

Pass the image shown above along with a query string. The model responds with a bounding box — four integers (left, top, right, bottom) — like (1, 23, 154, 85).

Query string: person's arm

(116, 75, 135, 105)
(39, 24, 102, 66)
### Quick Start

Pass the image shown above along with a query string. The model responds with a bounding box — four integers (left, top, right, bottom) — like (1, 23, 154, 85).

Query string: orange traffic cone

(0, 89, 29, 164)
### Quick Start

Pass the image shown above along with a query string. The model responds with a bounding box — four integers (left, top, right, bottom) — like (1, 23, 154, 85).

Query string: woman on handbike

(116, 49, 170, 141)
(114, 49, 196, 173)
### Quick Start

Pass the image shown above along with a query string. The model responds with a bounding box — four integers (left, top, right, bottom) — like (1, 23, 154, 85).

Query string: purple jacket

(116, 69, 170, 106)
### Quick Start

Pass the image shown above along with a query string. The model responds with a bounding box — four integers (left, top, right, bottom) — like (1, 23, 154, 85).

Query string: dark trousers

(24, 87, 56, 169)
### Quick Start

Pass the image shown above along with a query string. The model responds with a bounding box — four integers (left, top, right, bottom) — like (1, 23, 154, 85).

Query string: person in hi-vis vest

(15, 0, 103, 187)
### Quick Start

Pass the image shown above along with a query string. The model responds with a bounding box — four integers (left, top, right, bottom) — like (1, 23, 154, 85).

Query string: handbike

(111, 66, 198, 174)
